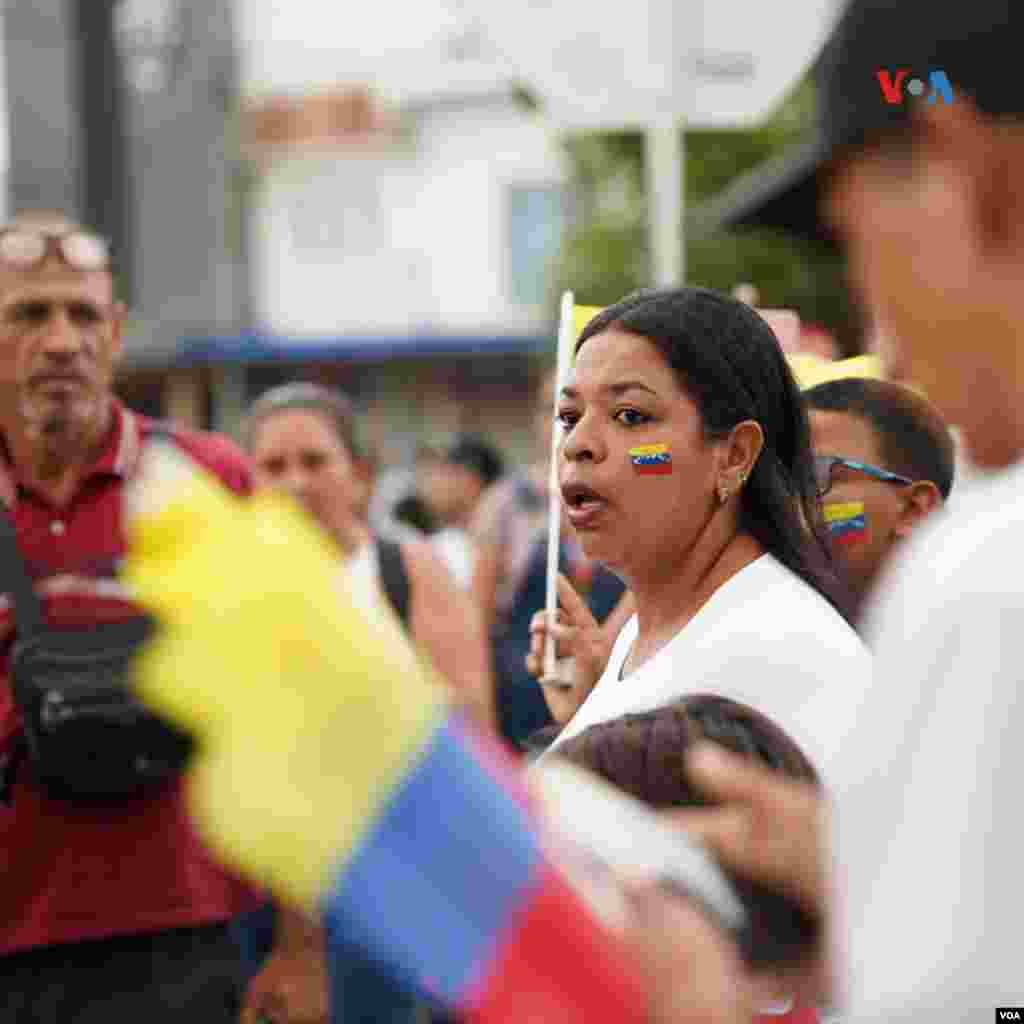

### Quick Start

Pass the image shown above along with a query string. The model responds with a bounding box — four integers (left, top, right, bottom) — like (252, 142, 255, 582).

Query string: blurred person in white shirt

(419, 434, 504, 590)
(624, 1, 1024, 1020)
(245, 383, 493, 727)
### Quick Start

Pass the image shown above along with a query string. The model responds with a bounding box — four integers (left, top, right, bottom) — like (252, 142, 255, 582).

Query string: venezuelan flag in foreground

(122, 444, 644, 1024)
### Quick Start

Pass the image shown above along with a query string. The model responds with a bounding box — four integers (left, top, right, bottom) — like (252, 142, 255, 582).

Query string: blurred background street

(0, 0, 854, 469)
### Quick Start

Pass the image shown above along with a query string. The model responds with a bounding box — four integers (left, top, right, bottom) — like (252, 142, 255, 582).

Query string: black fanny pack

(0, 447, 193, 804)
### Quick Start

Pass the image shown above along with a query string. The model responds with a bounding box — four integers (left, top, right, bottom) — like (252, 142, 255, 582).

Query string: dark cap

(818, 0, 1018, 163)
(700, 0, 1020, 241)
(440, 434, 504, 487)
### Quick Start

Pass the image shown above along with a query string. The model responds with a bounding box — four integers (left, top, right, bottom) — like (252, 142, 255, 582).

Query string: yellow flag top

(788, 353, 885, 391)
(551, 302, 603, 395)
(573, 305, 604, 345)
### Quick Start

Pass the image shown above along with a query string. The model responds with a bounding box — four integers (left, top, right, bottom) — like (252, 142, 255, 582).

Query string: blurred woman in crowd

(245, 383, 492, 725)
(419, 434, 505, 589)
(240, 382, 492, 1024)
(471, 369, 558, 636)
(536, 288, 869, 772)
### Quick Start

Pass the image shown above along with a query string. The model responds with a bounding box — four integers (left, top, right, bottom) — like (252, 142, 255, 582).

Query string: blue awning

(175, 332, 555, 366)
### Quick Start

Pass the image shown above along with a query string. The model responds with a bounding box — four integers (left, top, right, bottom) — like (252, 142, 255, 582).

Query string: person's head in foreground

(804, 378, 954, 598)
(557, 696, 821, 983)
(244, 382, 374, 555)
(564, 287, 851, 620)
(420, 433, 504, 528)
(0, 210, 123, 467)
(558, 694, 819, 795)
(822, 0, 1024, 473)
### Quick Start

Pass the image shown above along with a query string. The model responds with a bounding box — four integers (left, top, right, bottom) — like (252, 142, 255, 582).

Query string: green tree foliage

(552, 75, 861, 354)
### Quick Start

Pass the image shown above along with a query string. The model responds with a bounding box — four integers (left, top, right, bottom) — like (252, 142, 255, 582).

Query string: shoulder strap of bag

(377, 537, 411, 628)
(0, 506, 47, 638)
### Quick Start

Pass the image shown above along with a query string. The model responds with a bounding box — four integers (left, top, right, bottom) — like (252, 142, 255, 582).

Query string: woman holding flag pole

(532, 288, 869, 775)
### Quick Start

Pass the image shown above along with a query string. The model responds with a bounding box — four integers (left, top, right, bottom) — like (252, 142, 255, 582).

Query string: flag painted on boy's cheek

(824, 501, 868, 545)
(629, 444, 672, 476)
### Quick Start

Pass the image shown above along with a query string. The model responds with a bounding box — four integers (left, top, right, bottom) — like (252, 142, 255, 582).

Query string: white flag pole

(543, 290, 575, 683)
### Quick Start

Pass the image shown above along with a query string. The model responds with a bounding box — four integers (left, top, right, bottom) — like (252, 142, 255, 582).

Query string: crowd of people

(1, 0, 1022, 1020)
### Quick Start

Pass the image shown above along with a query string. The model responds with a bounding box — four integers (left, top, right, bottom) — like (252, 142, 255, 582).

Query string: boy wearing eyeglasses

(803, 377, 954, 603)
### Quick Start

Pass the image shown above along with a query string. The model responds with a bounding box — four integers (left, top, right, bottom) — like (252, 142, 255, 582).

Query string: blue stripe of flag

(321, 716, 544, 1005)
(827, 515, 866, 536)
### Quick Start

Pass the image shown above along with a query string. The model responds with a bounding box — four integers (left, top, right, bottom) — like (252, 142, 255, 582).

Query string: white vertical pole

(543, 290, 575, 683)
(644, 117, 685, 288)
(644, 0, 693, 289)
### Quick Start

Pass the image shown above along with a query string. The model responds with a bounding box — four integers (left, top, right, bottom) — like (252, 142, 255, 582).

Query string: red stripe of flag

(466, 864, 646, 1024)
(831, 528, 868, 546)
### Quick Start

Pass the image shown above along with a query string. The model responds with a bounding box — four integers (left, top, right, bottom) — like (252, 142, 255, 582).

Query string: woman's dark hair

(392, 493, 439, 534)
(577, 287, 854, 623)
(556, 694, 819, 800)
(243, 382, 367, 463)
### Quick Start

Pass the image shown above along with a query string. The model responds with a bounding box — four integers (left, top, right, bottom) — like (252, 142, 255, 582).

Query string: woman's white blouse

(546, 554, 872, 776)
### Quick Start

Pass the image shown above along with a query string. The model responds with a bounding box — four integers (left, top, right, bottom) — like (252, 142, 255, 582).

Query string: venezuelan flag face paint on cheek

(629, 444, 672, 476)
(824, 501, 868, 546)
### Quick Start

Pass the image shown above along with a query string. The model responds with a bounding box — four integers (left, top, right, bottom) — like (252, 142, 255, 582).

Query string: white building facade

(248, 80, 570, 340)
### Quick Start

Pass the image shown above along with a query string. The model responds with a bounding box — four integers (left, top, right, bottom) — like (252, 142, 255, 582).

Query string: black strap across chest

(0, 423, 177, 635)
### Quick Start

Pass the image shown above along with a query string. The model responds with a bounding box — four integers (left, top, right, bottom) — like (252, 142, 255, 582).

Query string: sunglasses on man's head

(0, 229, 111, 273)
(813, 455, 914, 498)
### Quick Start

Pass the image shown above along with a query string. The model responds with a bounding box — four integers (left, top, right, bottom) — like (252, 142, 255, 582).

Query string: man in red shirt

(0, 210, 258, 1022)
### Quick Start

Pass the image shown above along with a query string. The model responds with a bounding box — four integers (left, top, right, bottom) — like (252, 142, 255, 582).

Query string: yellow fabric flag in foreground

(122, 444, 444, 909)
